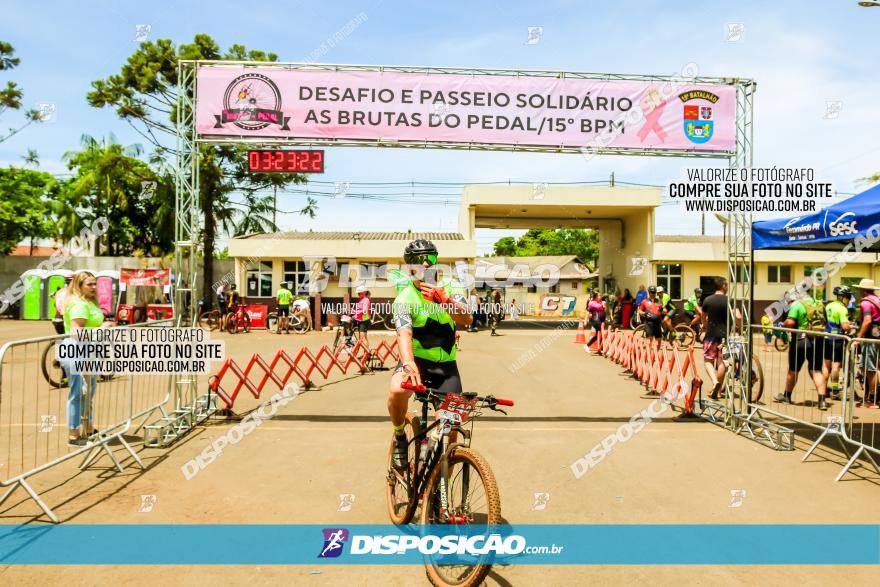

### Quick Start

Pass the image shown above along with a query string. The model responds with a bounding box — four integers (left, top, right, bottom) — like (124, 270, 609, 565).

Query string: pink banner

(195, 67, 736, 152)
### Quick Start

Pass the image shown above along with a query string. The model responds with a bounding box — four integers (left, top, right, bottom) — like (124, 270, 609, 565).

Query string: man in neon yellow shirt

(275, 281, 293, 334)
(387, 239, 472, 470)
(824, 285, 852, 400)
(774, 291, 828, 410)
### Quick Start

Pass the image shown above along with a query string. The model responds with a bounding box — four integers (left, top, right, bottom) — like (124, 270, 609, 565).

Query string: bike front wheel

(420, 446, 501, 587)
(385, 412, 422, 525)
(673, 324, 696, 346)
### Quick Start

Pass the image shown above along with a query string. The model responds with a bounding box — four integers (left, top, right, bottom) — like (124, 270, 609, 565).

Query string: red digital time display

(247, 150, 324, 173)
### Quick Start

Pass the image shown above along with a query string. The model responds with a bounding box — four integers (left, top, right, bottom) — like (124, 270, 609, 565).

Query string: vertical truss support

(145, 61, 217, 447)
(724, 80, 757, 426)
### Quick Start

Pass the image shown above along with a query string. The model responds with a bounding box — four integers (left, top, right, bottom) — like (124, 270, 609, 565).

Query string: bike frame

(403, 397, 471, 524)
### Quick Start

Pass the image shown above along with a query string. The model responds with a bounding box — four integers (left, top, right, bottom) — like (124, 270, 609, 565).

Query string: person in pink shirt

(354, 285, 372, 349)
(585, 292, 606, 353)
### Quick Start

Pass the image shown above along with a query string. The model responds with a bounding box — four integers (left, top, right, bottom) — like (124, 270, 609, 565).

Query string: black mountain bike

(386, 382, 513, 587)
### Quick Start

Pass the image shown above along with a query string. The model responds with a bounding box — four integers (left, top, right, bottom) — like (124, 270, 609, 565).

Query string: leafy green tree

(0, 41, 43, 144)
(56, 133, 172, 255)
(87, 35, 313, 303)
(492, 236, 517, 256)
(492, 228, 599, 267)
(0, 167, 57, 254)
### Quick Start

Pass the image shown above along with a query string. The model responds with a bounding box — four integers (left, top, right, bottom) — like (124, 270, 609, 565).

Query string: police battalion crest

(214, 73, 290, 130)
(679, 90, 719, 144)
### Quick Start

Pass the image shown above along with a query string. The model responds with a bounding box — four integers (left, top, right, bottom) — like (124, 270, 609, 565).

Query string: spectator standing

(774, 289, 828, 410)
(856, 279, 880, 408)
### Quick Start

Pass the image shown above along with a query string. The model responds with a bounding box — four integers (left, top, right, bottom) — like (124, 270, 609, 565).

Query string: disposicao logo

(318, 528, 349, 558)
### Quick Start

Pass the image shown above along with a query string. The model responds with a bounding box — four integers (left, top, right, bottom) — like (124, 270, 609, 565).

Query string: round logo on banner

(221, 73, 284, 131)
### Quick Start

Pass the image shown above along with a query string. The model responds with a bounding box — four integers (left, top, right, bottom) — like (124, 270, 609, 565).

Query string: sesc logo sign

(828, 212, 857, 237)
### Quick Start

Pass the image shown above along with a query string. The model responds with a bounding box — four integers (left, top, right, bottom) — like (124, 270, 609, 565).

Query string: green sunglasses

(407, 253, 437, 266)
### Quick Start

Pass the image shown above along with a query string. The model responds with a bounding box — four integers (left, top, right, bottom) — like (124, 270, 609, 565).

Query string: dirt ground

(0, 318, 878, 586)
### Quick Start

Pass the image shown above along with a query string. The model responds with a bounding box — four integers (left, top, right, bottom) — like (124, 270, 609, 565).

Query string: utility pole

(273, 185, 277, 229)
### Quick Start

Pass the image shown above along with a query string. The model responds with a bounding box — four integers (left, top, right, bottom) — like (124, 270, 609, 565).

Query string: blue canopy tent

(752, 184, 880, 251)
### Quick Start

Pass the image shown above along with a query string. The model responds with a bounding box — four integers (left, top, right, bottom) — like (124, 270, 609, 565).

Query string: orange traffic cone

(573, 321, 587, 344)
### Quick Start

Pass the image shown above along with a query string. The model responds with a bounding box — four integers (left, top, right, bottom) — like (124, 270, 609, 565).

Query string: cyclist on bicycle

(684, 287, 703, 329)
(657, 285, 677, 335)
(388, 239, 472, 470)
(638, 286, 665, 340)
(275, 281, 293, 334)
(354, 285, 372, 348)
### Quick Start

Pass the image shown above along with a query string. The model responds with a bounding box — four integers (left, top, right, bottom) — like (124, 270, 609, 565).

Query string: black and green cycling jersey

(392, 277, 466, 363)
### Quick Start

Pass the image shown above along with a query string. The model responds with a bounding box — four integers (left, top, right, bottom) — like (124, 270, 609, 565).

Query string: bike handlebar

(400, 381, 514, 408)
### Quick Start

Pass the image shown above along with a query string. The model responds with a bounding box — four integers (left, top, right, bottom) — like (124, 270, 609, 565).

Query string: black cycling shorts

(822, 337, 846, 363)
(684, 310, 696, 320)
(643, 319, 662, 339)
(357, 319, 369, 333)
(789, 336, 824, 373)
(277, 305, 289, 317)
(396, 357, 463, 395)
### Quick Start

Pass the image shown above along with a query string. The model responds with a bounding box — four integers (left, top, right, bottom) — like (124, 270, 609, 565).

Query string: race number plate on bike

(438, 394, 477, 424)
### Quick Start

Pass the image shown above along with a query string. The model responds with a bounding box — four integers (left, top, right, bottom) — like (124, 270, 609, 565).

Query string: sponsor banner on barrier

(195, 67, 736, 152)
(2, 524, 879, 565)
(120, 267, 171, 286)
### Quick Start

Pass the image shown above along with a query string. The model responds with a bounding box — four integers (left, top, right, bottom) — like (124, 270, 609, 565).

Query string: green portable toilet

(20, 269, 48, 320)
(46, 270, 73, 319)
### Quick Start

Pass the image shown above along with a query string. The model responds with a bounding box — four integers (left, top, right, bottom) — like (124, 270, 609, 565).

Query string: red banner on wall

(120, 268, 171, 286)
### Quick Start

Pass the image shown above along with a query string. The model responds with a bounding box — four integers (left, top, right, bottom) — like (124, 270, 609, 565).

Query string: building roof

(477, 255, 596, 280)
(8, 245, 63, 256)
(236, 231, 464, 241)
(655, 235, 724, 243)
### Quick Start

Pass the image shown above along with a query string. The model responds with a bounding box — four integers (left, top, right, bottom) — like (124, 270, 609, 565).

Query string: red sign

(120, 268, 171, 286)
(147, 304, 174, 321)
(246, 304, 269, 329)
(683, 105, 699, 120)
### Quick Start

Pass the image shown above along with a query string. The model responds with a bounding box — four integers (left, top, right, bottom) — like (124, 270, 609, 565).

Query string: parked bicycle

(332, 315, 358, 355)
(720, 336, 765, 403)
(197, 300, 221, 331)
(386, 382, 513, 587)
(225, 302, 251, 334)
(266, 310, 311, 334)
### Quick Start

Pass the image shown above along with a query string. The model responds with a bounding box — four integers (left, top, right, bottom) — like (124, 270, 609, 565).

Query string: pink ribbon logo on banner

(637, 87, 668, 143)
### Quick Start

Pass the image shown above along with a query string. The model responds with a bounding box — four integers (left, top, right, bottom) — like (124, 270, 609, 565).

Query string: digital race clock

(247, 150, 324, 173)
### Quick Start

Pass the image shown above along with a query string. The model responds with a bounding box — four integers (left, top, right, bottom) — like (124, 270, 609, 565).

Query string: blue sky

(2, 0, 878, 253)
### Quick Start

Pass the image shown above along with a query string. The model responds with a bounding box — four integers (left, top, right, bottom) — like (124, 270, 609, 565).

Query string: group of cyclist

(772, 280, 880, 410)
(215, 281, 310, 334)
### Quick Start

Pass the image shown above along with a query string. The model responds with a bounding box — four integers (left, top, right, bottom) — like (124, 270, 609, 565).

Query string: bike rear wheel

(774, 337, 789, 352)
(633, 323, 648, 338)
(385, 412, 422, 525)
(41, 341, 67, 388)
(420, 446, 501, 587)
(226, 316, 238, 334)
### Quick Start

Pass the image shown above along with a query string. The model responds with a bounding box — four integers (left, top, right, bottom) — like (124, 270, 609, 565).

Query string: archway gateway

(167, 61, 755, 443)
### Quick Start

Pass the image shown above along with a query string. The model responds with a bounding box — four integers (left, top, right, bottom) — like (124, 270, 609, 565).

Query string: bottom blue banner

(1, 524, 878, 565)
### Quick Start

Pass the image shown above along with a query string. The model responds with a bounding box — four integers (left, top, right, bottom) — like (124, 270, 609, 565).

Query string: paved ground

(0, 319, 878, 586)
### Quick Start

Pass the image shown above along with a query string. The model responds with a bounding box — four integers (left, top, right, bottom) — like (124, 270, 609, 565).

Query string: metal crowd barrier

(0, 319, 175, 522)
(839, 338, 880, 480)
(746, 325, 880, 480)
